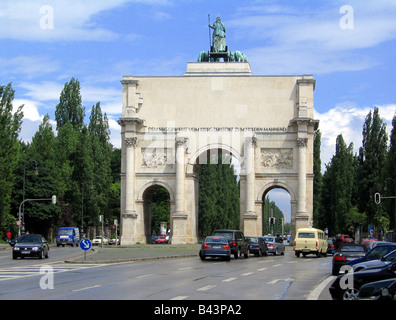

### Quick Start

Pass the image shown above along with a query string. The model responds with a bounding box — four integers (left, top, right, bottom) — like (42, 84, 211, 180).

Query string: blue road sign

(79, 239, 92, 251)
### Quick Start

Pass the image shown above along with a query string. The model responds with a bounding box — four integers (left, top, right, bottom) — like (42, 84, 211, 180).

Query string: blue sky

(1, 0, 396, 223)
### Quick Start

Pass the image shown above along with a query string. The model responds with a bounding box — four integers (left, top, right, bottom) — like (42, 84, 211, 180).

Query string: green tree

(0, 83, 23, 237)
(12, 115, 61, 236)
(356, 107, 388, 230)
(54, 78, 85, 226)
(87, 102, 112, 228)
(385, 113, 396, 230)
(55, 78, 84, 130)
(313, 130, 323, 229)
(321, 134, 356, 235)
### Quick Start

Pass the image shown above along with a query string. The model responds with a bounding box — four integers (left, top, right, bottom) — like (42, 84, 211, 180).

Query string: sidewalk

(66, 244, 202, 264)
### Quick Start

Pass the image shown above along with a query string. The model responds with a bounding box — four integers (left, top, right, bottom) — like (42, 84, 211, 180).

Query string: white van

(294, 228, 327, 257)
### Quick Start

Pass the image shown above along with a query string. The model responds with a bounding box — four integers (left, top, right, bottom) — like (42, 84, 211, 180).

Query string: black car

(329, 260, 396, 300)
(357, 279, 396, 300)
(12, 234, 49, 260)
(246, 236, 268, 256)
(332, 243, 368, 275)
(211, 230, 250, 259)
(199, 236, 231, 261)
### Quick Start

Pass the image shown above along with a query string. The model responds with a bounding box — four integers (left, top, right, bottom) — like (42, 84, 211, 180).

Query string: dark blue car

(347, 244, 396, 267)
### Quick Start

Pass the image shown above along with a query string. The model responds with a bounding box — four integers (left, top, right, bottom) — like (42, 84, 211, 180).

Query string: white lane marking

(136, 274, 154, 279)
(72, 284, 101, 292)
(222, 277, 237, 282)
(197, 284, 216, 291)
(241, 272, 254, 276)
(171, 296, 189, 300)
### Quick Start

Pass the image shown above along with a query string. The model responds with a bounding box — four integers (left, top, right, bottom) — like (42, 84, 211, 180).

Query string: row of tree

(0, 80, 120, 240)
(313, 107, 396, 238)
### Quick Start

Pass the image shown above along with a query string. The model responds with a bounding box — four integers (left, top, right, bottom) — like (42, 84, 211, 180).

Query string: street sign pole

(79, 238, 92, 260)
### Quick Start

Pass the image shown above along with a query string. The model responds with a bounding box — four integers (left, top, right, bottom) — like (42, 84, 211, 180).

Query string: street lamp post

(22, 160, 38, 233)
(18, 196, 57, 237)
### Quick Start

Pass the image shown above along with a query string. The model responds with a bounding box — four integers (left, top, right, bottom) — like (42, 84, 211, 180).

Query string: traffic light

(269, 217, 276, 225)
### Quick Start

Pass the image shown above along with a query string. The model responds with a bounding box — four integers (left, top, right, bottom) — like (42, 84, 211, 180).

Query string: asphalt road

(0, 244, 334, 300)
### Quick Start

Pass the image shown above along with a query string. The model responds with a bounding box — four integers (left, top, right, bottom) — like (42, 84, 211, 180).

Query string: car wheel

(273, 248, 277, 256)
(244, 249, 249, 258)
(234, 248, 240, 259)
(39, 250, 44, 259)
(342, 288, 359, 300)
(45, 250, 49, 259)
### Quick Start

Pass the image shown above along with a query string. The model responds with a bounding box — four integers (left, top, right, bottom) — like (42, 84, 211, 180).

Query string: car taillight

(230, 241, 236, 247)
(254, 244, 260, 248)
(222, 244, 230, 249)
(203, 244, 211, 249)
(334, 255, 346, 261)
(268, 244, 274, 248)
(293, 240, 296, 246)
(316, 241, 318, 247)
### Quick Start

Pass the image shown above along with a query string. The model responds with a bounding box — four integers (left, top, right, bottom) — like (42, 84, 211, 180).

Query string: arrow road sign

(79, 239, 92, 251)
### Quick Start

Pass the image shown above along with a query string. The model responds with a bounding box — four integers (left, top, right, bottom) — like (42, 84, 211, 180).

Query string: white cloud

(0, 0, 174, 42)
(13, 99, 44, 122)
(228, 1, 396, 75)
(315, 104, 396, 168)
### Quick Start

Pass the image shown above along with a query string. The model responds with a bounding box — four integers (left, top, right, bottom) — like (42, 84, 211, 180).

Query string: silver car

(261, 235, 285, 255)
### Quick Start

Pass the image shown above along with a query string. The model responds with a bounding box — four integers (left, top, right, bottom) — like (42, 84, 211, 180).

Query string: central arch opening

(194, 148, 241, 240)
(142, 184, 170, 243)
(262, 188, 291, 237)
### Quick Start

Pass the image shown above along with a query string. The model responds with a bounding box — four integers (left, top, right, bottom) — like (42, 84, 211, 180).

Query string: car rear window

(340, 245, 366, 252)
(298, 232, 315, 238)
(212, 232, 232, 240)
(246, 237, 259, 242)
(206, 236, 227, 243)
(262, 237, 274, 242)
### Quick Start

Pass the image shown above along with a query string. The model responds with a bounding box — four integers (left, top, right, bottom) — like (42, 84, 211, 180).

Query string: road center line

(197, 285, 216, 291)
(72, 284, 101, 292)
(222, 277, 237, 282)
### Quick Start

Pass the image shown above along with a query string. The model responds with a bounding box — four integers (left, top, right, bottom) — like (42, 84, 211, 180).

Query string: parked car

(108, 238, 120, 245)
(346, 243, 396, 268)
(332, 243, 368, 275)
(327, 238, 335, 255)
(294, 228, 327, 257)
(246, 236, 268, 256)
(92, 236, 109, 245)
(199, 236, 231, 261)
(352, 249, 396, 272)
(154, 236, 168, 244)
(369, 241, 393, 250)
(212, 230, 249, 259)
(360, 238, 377, 249)
(358, 279, 396, 300)
(262, 235, 285, 256)
(329, 260, 396, 300)
(12, 234, 49, 260)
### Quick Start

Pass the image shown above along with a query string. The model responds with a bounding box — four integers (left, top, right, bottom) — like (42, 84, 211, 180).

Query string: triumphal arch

(119, 20, 318, 245)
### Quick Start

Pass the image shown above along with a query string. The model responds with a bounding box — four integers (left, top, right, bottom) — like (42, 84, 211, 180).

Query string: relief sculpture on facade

(261, 148, 293, 169)
(141, 149, 169, 168)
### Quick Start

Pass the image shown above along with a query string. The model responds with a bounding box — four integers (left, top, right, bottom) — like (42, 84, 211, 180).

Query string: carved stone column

(243, 136, 257, 235)
(175, 137, 187, 214)
(172, 137, 188, 244)
(297, 138, 308, 215)
(121, 137, 138, 245)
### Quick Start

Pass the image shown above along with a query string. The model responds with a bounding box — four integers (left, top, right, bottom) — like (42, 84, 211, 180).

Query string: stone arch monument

(119, 20, 319, 244)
